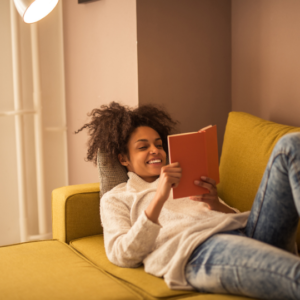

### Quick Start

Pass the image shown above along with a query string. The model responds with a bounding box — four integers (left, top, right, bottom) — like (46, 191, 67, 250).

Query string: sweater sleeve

(218, 197, 241, 213)
(100, 193, 161, 268)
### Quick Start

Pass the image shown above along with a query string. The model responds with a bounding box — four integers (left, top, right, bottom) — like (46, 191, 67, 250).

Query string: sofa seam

(65, 191, 100, 244)
(68, 243, 143, 299)
(60, 240, 143, 300)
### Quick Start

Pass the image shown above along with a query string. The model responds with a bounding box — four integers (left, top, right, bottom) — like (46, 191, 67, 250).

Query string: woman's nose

(150, 146, 158, 154)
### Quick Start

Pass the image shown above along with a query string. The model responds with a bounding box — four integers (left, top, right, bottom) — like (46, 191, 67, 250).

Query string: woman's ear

(118, 153, 129, 167)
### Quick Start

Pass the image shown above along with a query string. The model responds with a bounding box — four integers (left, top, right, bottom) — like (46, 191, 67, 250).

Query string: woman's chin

(146, 167, 162, 176)
(139, 173, 160, 183)
(147, 166, 162, 175)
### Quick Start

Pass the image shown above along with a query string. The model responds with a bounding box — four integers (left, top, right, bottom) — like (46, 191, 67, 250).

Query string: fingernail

(194, 180, 200, 185)
(201, 176, 206, 180)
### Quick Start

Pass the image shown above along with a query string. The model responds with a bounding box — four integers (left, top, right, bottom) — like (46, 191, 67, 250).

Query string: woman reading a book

(77, 102, 300, 300)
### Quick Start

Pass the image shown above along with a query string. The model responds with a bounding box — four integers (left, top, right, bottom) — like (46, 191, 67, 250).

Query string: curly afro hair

(75, 102, 179, 166)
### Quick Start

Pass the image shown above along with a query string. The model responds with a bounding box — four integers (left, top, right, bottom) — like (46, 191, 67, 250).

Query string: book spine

(167, 136, 171, 164)
(203, 131, 209, 177)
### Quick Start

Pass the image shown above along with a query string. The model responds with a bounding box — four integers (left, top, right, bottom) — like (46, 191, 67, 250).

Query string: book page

(198, 125, 212, 132)
(168, 131, 197, 137)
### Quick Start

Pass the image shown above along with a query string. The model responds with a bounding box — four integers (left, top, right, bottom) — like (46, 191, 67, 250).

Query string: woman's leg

(185, 231, 300, 300)
(185, 133, 300, 299)
(244, 132, 300, 252)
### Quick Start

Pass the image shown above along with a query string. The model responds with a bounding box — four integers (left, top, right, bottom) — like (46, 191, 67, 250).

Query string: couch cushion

(70, 234, 199, 299)
(0, 239, 141, 300)
(70, 235, 256, 300)
(218, 112, 300, 247)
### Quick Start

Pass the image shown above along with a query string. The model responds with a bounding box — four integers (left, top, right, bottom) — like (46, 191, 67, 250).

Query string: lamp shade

(13, 0, 59, 23)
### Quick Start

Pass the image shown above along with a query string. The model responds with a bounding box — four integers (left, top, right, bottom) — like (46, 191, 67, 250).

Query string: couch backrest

(218, 111, 300, 247)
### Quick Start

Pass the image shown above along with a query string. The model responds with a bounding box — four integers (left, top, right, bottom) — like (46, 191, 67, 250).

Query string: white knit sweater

(100, 172, 250, 290)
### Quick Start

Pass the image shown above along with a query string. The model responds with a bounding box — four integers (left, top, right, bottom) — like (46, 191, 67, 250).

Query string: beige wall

(232, 0, 300, 127)
(63, 0, 300, 186)
(62, 0, 138, 185)
(137, 0, 232, 156)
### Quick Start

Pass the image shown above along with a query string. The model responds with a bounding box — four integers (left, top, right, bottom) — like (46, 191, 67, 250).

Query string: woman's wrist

(212, 201, 236, 214)
(145, 196, 165, 224)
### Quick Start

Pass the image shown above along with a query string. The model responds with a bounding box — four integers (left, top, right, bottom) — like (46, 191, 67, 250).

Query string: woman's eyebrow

(135, 138, 162, 143)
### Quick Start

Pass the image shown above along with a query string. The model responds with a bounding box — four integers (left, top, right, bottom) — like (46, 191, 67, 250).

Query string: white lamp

(13, 0, 59, 23)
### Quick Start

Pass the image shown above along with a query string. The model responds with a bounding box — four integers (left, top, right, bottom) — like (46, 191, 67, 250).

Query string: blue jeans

(185, 133, 300, 300)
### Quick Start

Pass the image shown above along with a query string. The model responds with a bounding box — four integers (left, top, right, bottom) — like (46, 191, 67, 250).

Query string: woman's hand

(155, 162, 182, 203)
(145, 162, 182, 224)
(189, 176, 220, 210)
(189, 176, 236, 213)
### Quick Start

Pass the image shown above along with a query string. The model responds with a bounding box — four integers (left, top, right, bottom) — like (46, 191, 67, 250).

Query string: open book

(167, 125, 219, 199)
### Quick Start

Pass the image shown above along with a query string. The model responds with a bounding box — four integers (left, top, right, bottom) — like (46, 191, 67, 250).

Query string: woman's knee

(274, 132, 300, 155)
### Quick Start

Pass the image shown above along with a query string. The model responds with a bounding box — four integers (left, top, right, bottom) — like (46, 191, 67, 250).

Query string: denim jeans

(185, 132, 300, 300)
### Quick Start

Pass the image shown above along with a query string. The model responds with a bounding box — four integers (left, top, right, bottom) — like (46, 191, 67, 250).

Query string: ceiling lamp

(13, 0, 59, 23)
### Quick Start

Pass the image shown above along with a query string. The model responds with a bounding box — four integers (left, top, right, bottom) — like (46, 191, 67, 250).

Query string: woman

(76, 102, 300, 300)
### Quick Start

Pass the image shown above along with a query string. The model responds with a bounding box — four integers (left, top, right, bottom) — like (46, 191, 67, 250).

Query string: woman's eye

(138, 144, 162, 150)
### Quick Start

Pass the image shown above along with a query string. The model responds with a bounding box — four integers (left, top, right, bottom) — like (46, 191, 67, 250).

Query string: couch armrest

(52, 183, 102, 244)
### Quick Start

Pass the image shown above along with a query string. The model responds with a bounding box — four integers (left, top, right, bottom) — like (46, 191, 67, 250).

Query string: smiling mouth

(147, 159, 162, 164)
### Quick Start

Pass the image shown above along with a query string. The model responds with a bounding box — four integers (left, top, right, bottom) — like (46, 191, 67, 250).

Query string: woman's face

(118, 126, 167, 182)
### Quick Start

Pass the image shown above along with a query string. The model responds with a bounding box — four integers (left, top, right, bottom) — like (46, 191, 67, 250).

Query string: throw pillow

(97, 149, 129, 198)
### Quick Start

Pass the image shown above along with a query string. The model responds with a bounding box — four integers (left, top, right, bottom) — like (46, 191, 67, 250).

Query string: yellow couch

(1, 112, 300, 300)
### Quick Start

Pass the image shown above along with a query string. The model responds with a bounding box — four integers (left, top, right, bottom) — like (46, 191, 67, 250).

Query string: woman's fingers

(168, 162, 180, 167)
(164, 162, 180, 171)
(194, 180, 213, 192)
(171, 180, 181, 188)
(168, 173, 182, 179)
(164, 168, 182, 175)
(200, 176, 216, 186)
(190, 195, 206, 201)
(170, 176, 181, 188)
(189, 177, 220, 210)
(189, 196, 201, 201)
(161, 163, 181, 172)
(194, 177, 217, 192)
(160, 163, 182, 187)
(161, 164, 182, 179)
(189, 195, 217, 204)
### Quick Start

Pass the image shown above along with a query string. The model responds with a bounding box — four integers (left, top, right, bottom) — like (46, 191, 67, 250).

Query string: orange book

(167, 125, 219, 199)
